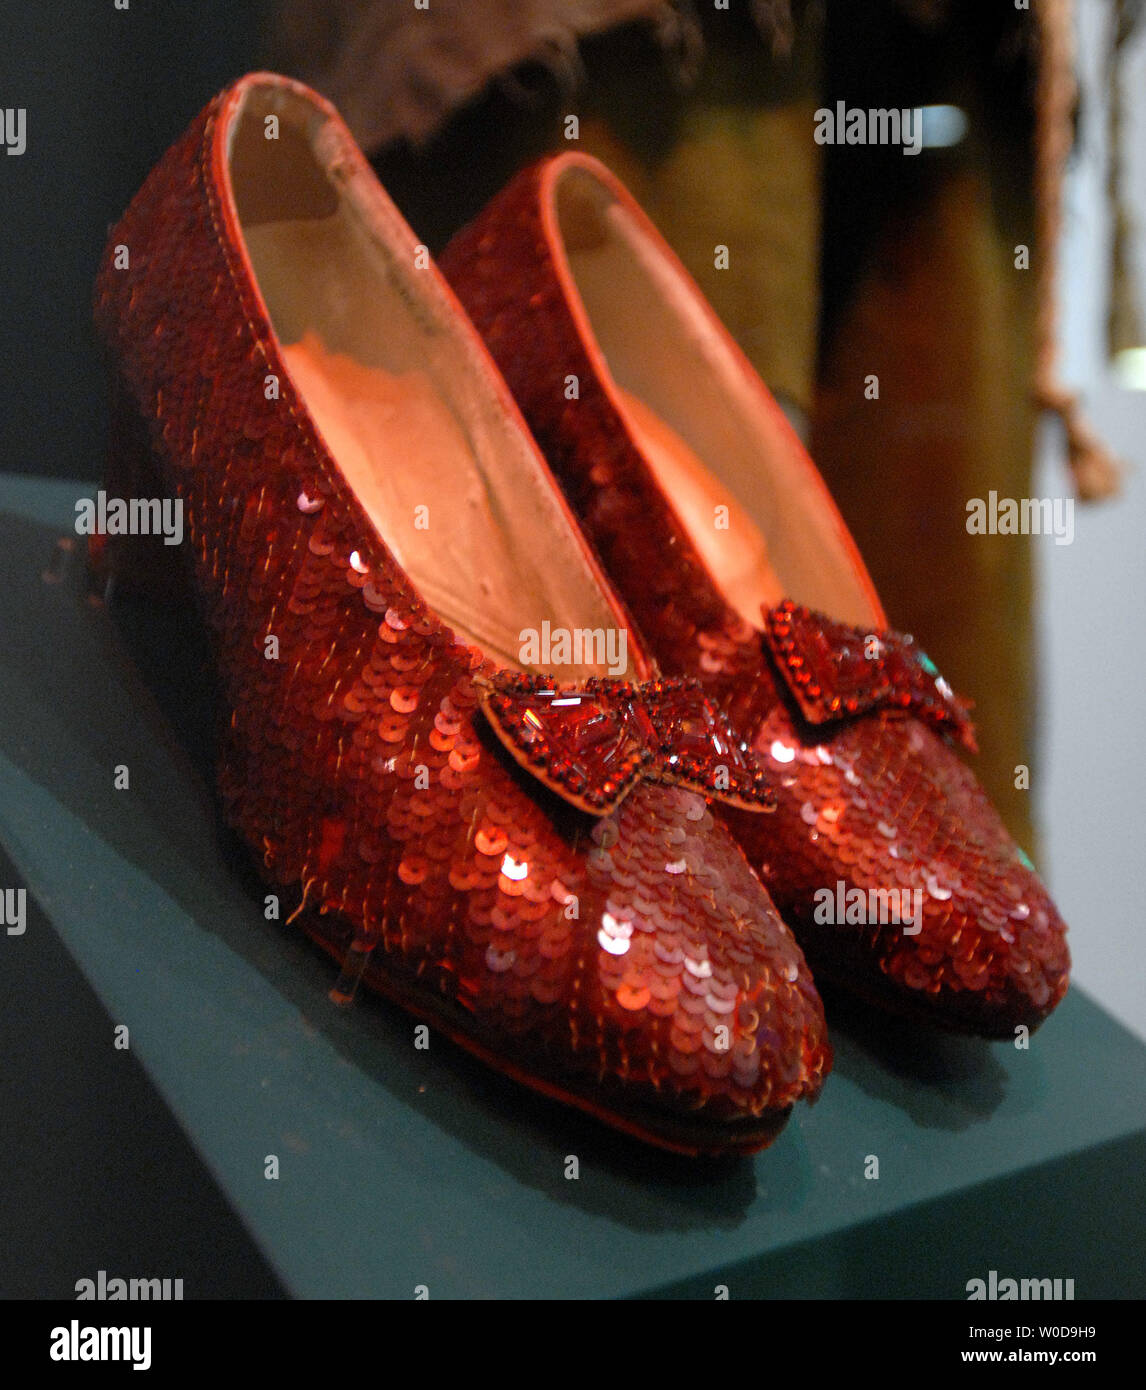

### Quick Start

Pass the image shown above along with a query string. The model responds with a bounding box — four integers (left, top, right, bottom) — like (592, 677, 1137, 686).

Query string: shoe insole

(281, 333, 517, 657)
(558, 178, 881, 630)
(239, 204, 633, 681)
(614, 385, 785, 625)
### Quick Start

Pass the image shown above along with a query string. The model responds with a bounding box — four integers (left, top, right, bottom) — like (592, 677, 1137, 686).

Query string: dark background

(0, 0, 283, 1299)
(0, 1, 272, 487)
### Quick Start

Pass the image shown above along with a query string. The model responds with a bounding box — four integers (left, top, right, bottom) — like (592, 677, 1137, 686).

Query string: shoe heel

(88, 376, 187, 603)
(330, 938, 375, 1007)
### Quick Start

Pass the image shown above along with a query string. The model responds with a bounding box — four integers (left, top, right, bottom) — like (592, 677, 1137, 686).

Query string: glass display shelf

(2, 473, 1143, 1299)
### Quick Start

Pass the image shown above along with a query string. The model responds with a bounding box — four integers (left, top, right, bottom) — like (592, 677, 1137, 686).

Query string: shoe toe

(430, 773, 830, 1152)
(571, 781, 831, 1143)
(752, 710, 1070, 1036)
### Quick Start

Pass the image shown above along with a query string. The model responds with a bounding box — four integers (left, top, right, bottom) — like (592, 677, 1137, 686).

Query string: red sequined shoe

(90, 74, 831, 1155)
(440, 152, 1070, 1038)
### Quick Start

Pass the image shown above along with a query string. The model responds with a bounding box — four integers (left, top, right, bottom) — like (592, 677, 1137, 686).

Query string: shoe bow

(478, 673, 775, 816)
(762, 600, 977, 753)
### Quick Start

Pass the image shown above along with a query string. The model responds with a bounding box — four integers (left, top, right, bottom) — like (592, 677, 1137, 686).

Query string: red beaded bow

(479, 673, 775, 816)
(762, 600, 977, 753)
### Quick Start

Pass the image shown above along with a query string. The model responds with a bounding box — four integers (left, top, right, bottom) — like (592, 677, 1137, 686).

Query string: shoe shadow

(3, 510, 811, 1242)
(818, 982, 1011, 1130)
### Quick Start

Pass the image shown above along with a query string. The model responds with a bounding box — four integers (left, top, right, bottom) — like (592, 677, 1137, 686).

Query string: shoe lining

(222, 86, 634, 680)
(555, 167, 880, 631)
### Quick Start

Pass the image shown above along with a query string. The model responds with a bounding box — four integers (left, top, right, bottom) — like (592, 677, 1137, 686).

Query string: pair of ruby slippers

(91, 74, 1069, 1156)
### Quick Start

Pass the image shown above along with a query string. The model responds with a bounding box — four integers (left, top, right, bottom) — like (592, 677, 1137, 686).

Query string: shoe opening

(553, 161, 879, 630)
(222, 81, 637, 681)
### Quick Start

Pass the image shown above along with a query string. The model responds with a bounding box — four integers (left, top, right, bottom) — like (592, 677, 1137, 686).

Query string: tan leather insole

(559, 177, 881, 630)
(281, 334, 503, 644)
(615, 387, 784, 625)
(239, 205, 632, 680)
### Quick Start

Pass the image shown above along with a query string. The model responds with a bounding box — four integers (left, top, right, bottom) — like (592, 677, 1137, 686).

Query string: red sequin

(441, 152, 1070, 1037)
(89, 76, 831, 1155)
